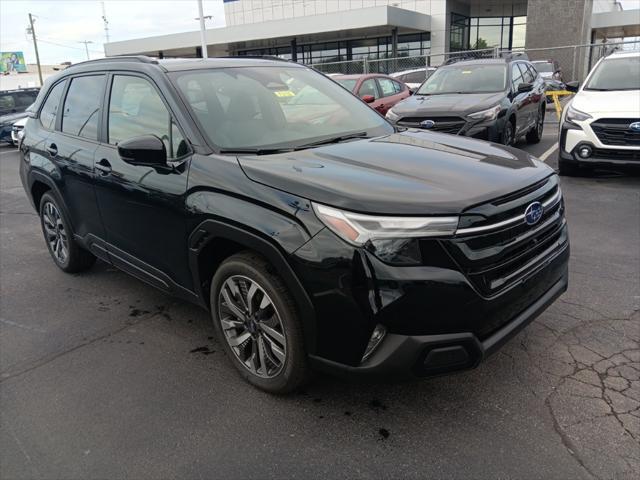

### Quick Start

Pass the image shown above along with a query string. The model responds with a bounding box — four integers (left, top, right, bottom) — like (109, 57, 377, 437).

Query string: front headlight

(312, 203, 459, 246)
(385, 109, 399, 122)
(468, 105, 501, 121)
(565, 104, 592, 123)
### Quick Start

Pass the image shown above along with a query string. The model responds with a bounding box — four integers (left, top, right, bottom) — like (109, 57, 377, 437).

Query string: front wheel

(39, 192, 96, 272)
(210, 252, 310, 394)
(502, 119, 515, 146)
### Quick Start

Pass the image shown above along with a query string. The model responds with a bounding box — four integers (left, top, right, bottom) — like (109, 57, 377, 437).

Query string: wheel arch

(189, 219, 317, 354)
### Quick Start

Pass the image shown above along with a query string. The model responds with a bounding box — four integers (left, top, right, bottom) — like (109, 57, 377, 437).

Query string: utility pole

(197, 0, 208, 59)
(27, 13, 43, 86)
(101, 1, 110, 44)
(78, 40, 93, 60)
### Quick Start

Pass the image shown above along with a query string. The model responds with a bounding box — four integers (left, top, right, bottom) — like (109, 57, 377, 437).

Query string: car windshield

(532, 62, 554, 73)
(172, 67, 391, 150)
(334, 78, 357, 92)
(416, 64, 506, 94)
(585, 56, 640, 91)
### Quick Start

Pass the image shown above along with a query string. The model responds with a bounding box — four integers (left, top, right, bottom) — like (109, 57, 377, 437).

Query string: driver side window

(108, 75, 188, 159)
(358, 79, 379, 99)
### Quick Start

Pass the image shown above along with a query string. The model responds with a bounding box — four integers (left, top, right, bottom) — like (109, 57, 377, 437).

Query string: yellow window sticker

(274, 90, 295, 97)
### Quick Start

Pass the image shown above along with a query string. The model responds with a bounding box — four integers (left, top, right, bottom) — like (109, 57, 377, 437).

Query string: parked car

(531, 59, 563, 82)
(21, 56, 568, 393)
(0, 88, 39, 144)
(390, 67, 437, 93)
(333, 73, 410, 115)
(558, 50, 640, 175)
(11, 116, 27, 146)
(385, 57, 547, 145)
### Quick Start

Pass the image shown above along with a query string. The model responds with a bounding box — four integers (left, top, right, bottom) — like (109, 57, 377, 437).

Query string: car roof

(333, 73, 393, 80)
(605, 50, 640, 59)
(390, 67, 436, 76)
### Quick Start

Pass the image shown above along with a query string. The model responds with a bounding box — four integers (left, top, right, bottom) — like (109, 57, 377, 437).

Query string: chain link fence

(309, 40, 640, 82)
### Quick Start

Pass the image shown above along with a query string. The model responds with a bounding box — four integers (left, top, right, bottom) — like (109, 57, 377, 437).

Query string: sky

(0, 0, 226, 65)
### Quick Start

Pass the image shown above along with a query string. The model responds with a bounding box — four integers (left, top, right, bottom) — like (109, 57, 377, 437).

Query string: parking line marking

(539, 143, 559, 163)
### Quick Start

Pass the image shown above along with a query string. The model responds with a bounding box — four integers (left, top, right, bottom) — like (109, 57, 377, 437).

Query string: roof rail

(219, 55, 292, 62)
(67, 55, 159, 69)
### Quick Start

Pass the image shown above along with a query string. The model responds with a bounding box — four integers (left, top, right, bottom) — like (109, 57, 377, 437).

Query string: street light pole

(27, 13, 43, 86)
(78, 40, 93, 60)
(197, 0, 208, 59)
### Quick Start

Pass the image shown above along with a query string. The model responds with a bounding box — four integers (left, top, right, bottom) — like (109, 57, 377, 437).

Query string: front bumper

(310, 270, 568, 379)
(559, 120, 640, 167)
(294, 217, 570, 379)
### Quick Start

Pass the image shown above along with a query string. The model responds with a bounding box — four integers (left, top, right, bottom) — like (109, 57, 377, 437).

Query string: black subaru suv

(385, 58, 546, 146)
(20, 56, 569, 393)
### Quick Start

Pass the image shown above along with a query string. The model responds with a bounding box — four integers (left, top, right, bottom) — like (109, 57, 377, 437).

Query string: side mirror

(361, 94, 375, 104)
(565, 81, 580, 92)
(118, 135, 167, 167)
(517, 82, 533, 93)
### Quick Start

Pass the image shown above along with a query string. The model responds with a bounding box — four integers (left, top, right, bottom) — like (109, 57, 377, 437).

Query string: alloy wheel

(42, 202, 68, 264)
(503, 122, 514, 146)
(218, 275, 287, 378)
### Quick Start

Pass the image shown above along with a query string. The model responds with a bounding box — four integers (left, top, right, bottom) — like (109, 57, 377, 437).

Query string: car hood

(573, 89, 640, 116)
(0, 111, 28, 125)
(238, 130, 553, 215)
(390, 92, 505, 117)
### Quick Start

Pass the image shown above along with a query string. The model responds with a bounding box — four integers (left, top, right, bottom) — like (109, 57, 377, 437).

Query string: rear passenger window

(108, 75, 188, 159)
(62, 75, 105, 140)
(39, 81, 66, 130)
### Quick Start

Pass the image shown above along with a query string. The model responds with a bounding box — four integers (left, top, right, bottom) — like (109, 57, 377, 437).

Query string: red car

(334, 74, 410, 115)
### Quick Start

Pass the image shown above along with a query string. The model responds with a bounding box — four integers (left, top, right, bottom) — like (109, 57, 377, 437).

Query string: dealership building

(105, 0, 640, 73)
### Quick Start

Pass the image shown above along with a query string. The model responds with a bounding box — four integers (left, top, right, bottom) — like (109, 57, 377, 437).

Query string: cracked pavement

(1, 125, 639, 479)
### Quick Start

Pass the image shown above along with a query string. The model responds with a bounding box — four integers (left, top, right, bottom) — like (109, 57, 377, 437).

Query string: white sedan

(11, 117, 27, 146)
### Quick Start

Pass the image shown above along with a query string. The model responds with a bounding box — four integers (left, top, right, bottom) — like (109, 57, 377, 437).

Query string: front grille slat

(591, 118, 640, 146)
(397, 116, 466, 134)
(442, 176, 567, 296)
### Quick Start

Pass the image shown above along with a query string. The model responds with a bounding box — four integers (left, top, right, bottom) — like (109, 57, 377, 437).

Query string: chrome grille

(396, 116, 466, 134)
(444, 176, 568, 296)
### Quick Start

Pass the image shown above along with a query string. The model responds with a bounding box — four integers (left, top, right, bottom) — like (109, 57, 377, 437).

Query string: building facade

(104, 0, 638, 72)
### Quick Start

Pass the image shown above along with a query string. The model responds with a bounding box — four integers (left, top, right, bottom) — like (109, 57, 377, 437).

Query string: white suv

(558, 51, 640, 175)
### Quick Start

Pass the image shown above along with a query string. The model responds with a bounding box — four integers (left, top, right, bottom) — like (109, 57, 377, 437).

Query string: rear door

(45, 74, 107, 241)
(93, 73, 193, 291)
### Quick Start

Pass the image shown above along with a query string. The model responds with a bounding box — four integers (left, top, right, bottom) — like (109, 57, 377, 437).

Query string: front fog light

(361, 324, 387, 363)
(578, 145, 592, 158)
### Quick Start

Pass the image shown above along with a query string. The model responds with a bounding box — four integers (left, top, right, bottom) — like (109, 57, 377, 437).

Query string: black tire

(39, 192, 96, 273)
(210, 251, 310, 394)
(526, 107, 544, 144)
(502, 118, 515, 146)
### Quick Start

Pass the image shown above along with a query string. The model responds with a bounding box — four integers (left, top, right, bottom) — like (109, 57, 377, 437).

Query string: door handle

(46, 143, 58, 156)
(95, 158, 112, 175)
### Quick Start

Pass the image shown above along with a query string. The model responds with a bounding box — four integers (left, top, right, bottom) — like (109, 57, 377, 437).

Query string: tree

(473, 38, 488, 50)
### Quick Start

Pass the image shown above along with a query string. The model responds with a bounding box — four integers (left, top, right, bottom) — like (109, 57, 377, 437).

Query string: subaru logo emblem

(524, 202, 544, 226)
(629, 121, 640, 132)
(420, 119, 436, 129)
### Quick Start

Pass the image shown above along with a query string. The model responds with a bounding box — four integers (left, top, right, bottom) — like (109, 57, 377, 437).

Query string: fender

(189, 219, 317, 354)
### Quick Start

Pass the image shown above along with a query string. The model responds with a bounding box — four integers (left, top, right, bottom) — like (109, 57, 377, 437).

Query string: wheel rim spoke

(218, 275, 287, 379)
(221, 285, 246, 321)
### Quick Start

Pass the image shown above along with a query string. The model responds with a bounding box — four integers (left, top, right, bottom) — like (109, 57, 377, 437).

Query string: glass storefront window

(451, 14, 527, 51)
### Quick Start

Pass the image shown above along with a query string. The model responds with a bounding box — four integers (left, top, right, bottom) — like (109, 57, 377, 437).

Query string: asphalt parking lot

(1, 118, 638, 479)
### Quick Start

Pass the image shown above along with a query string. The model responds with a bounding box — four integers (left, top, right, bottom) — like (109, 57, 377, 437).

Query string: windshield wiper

(218, 147, 294, 156)
(295, 132, 370, 149)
